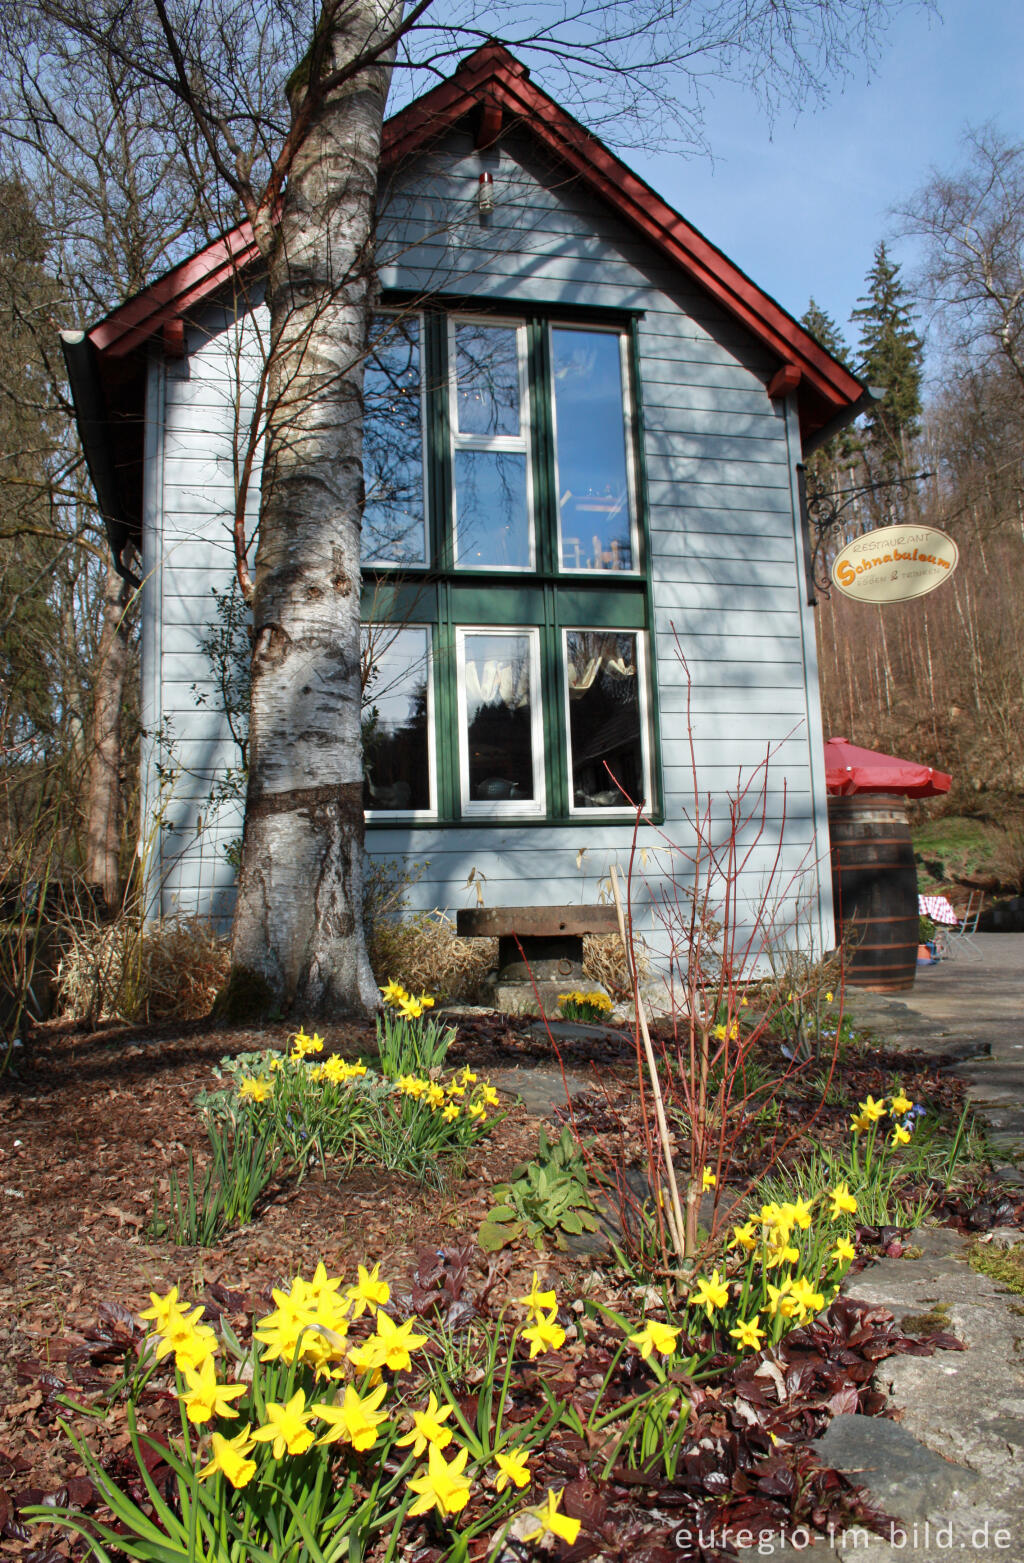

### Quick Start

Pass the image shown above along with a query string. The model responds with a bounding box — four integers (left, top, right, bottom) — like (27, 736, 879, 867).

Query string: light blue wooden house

(64, 44, 866, 971)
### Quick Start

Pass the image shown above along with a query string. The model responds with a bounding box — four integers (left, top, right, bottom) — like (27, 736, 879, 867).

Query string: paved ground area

(843, 932, 1024, 1162)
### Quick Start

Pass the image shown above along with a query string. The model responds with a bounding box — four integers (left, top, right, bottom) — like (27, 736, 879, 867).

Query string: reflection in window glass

(362, 315, 425, 565)
(361, 626, 432, 812)
(455, 322, 521, 436)
(454, 450, 530, 568)
(462, 632, 537, 805)
(565, 631, 644, 808)
(553, 329, 633, 571)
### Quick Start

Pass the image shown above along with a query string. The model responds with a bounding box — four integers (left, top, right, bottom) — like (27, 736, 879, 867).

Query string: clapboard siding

(140, 121, 833, 960)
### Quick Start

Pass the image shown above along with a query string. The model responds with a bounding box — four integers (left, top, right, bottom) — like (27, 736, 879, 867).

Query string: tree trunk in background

(83, 560, 129, 906)
(230, 4, 393, 1016)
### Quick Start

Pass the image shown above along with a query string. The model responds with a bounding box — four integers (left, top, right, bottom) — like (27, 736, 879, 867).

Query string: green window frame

(360, 302, 662, 826)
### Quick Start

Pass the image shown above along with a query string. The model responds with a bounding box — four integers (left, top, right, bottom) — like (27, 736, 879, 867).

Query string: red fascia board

(88, 222, 261, 359)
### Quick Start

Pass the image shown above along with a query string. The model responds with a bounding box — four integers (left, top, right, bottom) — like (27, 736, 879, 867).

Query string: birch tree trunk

(229, 3, 395, 1016)
(83, 560, 129, 907)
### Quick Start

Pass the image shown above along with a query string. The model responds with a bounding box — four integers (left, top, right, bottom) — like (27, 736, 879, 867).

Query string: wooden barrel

(828, 795, 918, 993)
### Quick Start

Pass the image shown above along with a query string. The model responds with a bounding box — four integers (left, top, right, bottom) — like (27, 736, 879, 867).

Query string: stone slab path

(842, 932, 1024, 1166)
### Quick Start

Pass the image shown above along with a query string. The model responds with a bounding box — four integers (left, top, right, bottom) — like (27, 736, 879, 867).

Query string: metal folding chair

(944, 891, 984, 959)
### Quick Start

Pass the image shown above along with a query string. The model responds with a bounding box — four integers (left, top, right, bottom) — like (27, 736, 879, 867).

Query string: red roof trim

(86, 42, 862, 421)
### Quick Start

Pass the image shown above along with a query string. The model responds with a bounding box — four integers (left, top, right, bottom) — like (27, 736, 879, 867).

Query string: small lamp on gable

(478, 171, 494, 218)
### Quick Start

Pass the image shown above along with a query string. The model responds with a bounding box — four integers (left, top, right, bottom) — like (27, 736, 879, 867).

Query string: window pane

(565, 631, 644, 807)
(454, 322, 521, 436)
(361, 626, 431, 811)
(454, 449, 530, 568)
(362, 315, 425, 564)
(463, 632, 537, 803)
(553, 329, 633, 571)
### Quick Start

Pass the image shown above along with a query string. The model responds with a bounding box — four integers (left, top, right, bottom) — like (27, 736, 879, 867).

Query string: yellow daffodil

(417, 992, 436, 1009)
(712, 1022, 728, 1041)
(849, 1111, 872, 1134)
(459, 1067, 478, 1085)
(766, 1280, 799, 1319)
(790, 1196, 814, 1230)
(765, 1238, 800, 1270)
(628, 1319, 680, 1359)
(789, 1275, 825, 1322)
(494, 1446, 531, 1492)
(517, 1272, 557, 1322)
(346, 1262, 390, 1319)
(139, 1285, 186, 1335)
(728, 1315, 766, 1352)
(380, 979, 407, 1006)
(825, 990, 834, 1002)
(469, 1102, 486, 1121)
(701, 1166, 717, 1191)
(250, 1389, 315, 1458)
(522, 1488, 581, 1545)
(442, 1103, 459, 1122)
(319, 1055, 348, 1084)
(198, 1426, 257, 1488)
(426, 1082, 446, 1109)
(892, 1124, 911, 1146)
(858, 1094, 887, 1123)
(254, 1283, 320, 1363)
(832, 1236, 856, 1264)
(399, 995, 424, 1019)
(406, 1442, 472, 1517)
(690, 1269, 729, 1318)
(267, 1055, 285, 1072)
(238, 1076, 271, 1102)
(729, 1220, 757, 1253)
(314, 1382, 389, 1451)
(829, 1182, 858, 1219)
(395, 1391, 455, 1457)
(890, 1089, 913, 1116)
(397, 1075, 428, 1098)
(179, 1355, 248, 1425)
(290, 1028, 325, 1058)
(353, 1310, 427, 1373)
(480, 1084, 500, 1108)
(523, 1311, 566, 1359)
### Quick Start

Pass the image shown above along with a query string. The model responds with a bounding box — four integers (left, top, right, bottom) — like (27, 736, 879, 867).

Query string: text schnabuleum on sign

(830, 524, 959, 604)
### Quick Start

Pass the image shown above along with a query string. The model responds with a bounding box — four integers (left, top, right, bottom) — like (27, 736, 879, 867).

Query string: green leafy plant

(479, 1126, 599, 1251)
(148, 1109, 282, 1245)
(376, 982, 456, 1076)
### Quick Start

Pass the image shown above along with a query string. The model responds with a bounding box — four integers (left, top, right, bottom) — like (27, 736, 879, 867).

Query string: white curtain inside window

(567, 634, 636, 699)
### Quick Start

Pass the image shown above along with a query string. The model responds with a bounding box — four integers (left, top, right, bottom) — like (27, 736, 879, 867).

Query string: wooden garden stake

(610, 865, 687, 1262)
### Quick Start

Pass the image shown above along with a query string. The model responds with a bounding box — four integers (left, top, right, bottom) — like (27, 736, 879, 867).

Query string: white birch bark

(230, 3, 398, 1015)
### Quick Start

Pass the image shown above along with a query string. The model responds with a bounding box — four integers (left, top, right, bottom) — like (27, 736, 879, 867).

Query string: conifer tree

(851, 242, 923, 481)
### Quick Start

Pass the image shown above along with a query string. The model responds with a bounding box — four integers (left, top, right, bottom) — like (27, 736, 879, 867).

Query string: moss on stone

(968, 1240, 1024, 1296)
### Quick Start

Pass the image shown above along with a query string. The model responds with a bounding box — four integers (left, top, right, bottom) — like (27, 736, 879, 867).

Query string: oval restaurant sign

(831, 525, 959, 603)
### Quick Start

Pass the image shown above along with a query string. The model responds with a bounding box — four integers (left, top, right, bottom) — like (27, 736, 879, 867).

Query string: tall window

(360, 307, 655, 821)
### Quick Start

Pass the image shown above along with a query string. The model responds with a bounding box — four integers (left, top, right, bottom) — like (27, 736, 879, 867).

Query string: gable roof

(65, 42, 865, 575)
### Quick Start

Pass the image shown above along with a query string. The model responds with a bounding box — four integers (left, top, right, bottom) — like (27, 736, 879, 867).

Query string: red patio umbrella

(824, 738, 952, 798)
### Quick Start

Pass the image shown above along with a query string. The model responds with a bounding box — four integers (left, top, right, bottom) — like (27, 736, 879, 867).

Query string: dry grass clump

(583, 931, 651, 998)
(57, 914, 229, 1025)
(367, 908, 497, 1003)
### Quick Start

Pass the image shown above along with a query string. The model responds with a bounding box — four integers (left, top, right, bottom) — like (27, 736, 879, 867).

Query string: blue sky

(634, 0, 1024, 368)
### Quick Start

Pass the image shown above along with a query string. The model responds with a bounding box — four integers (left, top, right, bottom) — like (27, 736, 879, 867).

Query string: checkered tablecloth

(919, 894, 959, 925)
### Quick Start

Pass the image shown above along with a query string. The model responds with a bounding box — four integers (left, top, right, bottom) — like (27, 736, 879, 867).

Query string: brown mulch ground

(1, 1014, 1022, 1561)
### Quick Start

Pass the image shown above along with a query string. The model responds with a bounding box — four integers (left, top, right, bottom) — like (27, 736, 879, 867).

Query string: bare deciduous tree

(16, 0, 920, 1014)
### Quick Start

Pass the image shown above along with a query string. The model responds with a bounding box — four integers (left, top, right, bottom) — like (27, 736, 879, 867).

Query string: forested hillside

(807, 128, 1024, 882)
